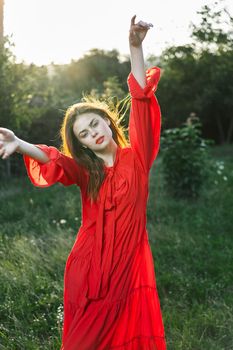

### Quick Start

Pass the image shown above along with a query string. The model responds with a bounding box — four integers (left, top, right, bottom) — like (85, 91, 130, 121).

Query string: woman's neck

(94, 140, 118, 167)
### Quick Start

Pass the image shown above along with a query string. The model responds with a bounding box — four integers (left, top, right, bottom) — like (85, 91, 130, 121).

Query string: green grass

(0, 144, 233, 349)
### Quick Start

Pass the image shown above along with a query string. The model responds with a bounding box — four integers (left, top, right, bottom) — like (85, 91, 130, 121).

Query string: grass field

(0, 144, 232, 349)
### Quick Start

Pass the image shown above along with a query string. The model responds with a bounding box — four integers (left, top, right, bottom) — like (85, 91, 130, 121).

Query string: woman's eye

(80, 121, 98, 138)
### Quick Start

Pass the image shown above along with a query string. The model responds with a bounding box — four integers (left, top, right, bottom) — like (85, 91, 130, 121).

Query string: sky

(3, 0, 233, 66)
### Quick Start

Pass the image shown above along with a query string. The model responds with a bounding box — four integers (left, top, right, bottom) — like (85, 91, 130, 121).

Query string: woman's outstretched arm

(0, 127, 49, 163)
(0, 127, 88, 188)
(129, 15, 153, 88)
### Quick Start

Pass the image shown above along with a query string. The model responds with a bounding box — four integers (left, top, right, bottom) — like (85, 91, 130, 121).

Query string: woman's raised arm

(127, 16, 161, 174)
(129, 15, 153, 88)
(0, 127, 49, 163)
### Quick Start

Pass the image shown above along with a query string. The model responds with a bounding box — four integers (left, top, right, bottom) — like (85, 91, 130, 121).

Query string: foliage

(0, 38, 16, 130)
(50, 49, 130, 107)
(157, 45, 198, 128)
(0, 179, 82, 349)
(160, 117, 214, 199)
(191, 1, 233, 52)
(10, 63, 58, 137)
(158, 1, 233, 144)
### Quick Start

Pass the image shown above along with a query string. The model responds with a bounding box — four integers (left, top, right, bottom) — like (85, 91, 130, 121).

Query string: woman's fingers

(2, 151, 9, 160)
(0, 146, 10, 159)
(131, 15, 136, 27)
(0, 148, 6, 158)
(137, 20, 153, 29)
(135, 22, 153, 32)
(0, 129, 16, 159)
(130, 15, 153, 29)
(0, 128, 9, 141)
(0, 127, 9, 135)
(0, 128, 15, 142)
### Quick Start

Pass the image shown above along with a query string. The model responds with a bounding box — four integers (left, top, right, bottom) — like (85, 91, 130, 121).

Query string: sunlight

(3, 0, 233, 65)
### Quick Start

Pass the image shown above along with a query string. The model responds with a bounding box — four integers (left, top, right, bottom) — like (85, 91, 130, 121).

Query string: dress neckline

(104, 145, 120, 170)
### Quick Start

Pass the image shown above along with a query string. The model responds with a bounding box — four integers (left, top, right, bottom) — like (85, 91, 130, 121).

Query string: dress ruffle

(62, 284, 166, 350)
(127, 66, 161, 99)
(23, 144, 88, 188)
(23, 145, 63, 187)
(109, 286, 166, 350)
(62, 237, 166, 350)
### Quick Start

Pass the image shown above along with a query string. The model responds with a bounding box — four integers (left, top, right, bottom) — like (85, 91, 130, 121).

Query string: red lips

(96, 136, 104, 144)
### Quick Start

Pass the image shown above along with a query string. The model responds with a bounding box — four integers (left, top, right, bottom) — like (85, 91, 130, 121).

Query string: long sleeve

(23, 144, 88, 189)
(127, 66, 161, 174)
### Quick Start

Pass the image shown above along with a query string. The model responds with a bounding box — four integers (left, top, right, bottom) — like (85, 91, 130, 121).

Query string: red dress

(24, 66, 167, 350)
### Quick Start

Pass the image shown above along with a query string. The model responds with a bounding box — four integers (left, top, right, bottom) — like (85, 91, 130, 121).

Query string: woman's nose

(91, 130, 97, 137)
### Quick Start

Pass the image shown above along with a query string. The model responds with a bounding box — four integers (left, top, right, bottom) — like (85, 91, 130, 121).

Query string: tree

(157, 1, 233, 144)
(0, 38, 17, 176)
(50, 49, 130, 107)
(191, 1, 233, 143)
(191, 1, 233, 52)
(0, 0, 4, 43)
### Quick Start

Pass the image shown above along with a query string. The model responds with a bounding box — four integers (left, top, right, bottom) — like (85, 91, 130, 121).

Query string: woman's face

(73, 112, 113, 151)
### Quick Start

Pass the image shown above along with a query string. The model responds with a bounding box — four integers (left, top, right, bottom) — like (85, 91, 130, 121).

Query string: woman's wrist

(15, 137, 23, 154)
(129, 42, 142, 49)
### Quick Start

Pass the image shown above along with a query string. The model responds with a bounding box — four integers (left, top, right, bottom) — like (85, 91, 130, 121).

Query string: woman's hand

(0, 127, 19, 159)
(129, 15, 153, 47)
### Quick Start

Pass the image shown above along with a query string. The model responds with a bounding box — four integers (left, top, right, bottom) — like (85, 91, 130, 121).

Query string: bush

(160, 117, 214, 199)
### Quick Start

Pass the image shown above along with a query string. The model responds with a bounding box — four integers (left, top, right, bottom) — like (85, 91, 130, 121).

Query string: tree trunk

(5, 158, 11, 177)
(215, 114, 225, 144)
(226, 117, 233, 144)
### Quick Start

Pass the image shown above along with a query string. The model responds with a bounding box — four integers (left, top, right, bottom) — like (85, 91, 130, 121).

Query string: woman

(0, 16, 167, 350)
